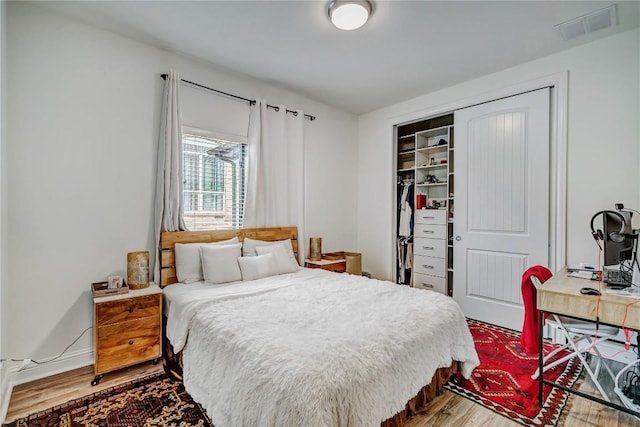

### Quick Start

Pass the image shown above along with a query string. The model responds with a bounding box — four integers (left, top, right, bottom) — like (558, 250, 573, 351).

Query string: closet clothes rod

(160, 74, 316, 121)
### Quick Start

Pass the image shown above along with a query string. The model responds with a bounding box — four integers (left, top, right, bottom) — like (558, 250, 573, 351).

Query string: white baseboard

(0, 348, 93, 424)
(0, 349, 93, 423)
(10, 348, 93, 386)
(0, 362, 11, 425)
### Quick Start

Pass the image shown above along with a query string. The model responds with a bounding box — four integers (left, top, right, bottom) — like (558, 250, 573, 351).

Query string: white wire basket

(614, 359, 640, 417)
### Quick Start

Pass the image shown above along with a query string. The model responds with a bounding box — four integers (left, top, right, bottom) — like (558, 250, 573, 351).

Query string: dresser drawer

(413, 238, 446, 258)
(413, 254, 446, 277)
(415, 209, 446, 224)
(413, 273, 447, 294)
(96, 294, 161, 326)
(414, 224, 446, 240)
(96, 317, 161, 373)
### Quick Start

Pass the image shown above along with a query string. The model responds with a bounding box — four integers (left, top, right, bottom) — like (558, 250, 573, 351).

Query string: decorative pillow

(242, 238, 298, 266)
(174, 237, 239, 283)
(199, 243, 242, 285)
(238, 253, 276, 281)
(256, 243, 299, 275)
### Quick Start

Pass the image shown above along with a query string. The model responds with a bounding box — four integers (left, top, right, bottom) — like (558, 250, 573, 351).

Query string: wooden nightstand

(92, 285, 162, 385)
(306, 251, 362, 275)
(305, 259, 347, 273)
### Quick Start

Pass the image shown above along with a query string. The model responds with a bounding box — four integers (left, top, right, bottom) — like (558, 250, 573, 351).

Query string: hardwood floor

(5, 363, 163, 423)
(5, 361, 640, 426)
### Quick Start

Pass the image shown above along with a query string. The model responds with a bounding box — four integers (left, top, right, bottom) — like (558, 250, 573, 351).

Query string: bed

(160, 227, 479, 427)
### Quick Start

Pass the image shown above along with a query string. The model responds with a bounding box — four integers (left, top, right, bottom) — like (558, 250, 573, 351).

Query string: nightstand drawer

(305, 260, 347, 273)
(415, 209, 446, 224)
(414, 224, 446, 240)
(96, 317, 161, 373)
(414, 238, 446, 258)
(413, 255, 446, 277)
(97, 294, 161, 325)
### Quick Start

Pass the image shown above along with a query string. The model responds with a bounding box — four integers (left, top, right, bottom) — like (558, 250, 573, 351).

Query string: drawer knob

(129, 340, 134, 345)
(422, 265, 434, 269)
(421, 283, 434, 288)
(423, 230, 435, 234)
(422, 246, 434, 250)
(129, 307, 134, 313)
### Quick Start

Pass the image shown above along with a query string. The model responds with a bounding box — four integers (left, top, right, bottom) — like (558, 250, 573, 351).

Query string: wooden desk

(536, 268, 640, 416)
(538, 270, 640, 329)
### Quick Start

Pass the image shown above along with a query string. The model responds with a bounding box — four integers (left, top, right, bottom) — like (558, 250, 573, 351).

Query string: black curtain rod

(161, 74, 316, 121)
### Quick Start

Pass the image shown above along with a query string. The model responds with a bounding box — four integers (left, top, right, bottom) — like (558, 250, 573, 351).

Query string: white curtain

(153, 69, 186, 281)
(244, 99, 305, 262)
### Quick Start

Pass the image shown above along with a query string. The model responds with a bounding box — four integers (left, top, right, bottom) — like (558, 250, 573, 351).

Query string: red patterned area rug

(3, 373, 213, 427)
(444, 319, 583, 426)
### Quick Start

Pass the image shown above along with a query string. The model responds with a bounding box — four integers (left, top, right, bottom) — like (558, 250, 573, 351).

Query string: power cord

(0, 326, 93, 371)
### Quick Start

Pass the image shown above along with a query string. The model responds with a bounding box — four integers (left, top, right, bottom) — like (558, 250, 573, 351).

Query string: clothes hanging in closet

(398, 181, 413, 237)
(396, 180, 414, 285)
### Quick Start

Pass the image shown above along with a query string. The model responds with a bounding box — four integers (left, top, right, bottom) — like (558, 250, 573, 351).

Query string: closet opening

(395, 113, 454, 295)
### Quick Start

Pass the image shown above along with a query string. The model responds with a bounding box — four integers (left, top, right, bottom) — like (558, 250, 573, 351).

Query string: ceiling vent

(555, 5, 617, 40)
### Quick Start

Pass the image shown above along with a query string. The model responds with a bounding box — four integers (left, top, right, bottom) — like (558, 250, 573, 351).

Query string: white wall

(6, 2, 358, 380)
(358, 29, 640, 281)
(0, 0, 8, 417)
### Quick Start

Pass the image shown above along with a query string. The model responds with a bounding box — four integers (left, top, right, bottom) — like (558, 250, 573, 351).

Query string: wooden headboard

(159, 226, 298, 287)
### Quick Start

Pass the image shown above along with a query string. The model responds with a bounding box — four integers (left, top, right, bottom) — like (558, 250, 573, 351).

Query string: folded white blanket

(177, 269, 479, 427)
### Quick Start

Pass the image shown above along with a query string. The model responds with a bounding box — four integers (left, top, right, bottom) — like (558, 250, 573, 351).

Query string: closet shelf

(416, 144, 448, 153)
(416, 164, 447, 170)
(416, 182, 447, 187)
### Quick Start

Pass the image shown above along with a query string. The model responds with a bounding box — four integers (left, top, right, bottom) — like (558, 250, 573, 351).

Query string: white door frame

(388, 71, 568, 279)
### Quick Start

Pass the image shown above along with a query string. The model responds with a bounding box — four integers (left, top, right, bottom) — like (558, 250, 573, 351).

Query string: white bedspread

(164, 271, 305, 353)
(166, 269, 479, 427)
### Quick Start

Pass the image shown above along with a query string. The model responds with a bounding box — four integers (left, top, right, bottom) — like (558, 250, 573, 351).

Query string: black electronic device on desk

(602, 269, 634, 288)
(590, 204, 639, 288)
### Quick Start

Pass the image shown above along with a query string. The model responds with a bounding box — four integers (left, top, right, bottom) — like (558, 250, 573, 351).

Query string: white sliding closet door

(453, 89, 550, 331)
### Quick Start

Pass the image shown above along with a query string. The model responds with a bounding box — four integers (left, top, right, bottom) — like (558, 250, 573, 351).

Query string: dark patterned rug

(3, 372, 213, 427)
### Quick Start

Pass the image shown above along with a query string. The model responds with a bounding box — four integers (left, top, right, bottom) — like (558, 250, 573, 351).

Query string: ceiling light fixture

(328, 0, 373, 31)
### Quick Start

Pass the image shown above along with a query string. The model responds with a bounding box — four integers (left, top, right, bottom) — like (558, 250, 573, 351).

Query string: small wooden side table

(92, 284, 162, 385)
(305, 258, 346, 273)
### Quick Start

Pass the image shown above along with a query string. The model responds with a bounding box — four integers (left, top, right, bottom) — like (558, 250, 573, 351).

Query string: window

(182, 134, 247, 230)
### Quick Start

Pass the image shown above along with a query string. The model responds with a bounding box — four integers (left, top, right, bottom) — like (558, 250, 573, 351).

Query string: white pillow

(199, 243, 242, 285)
(174, 237, 239, 283)
(243, 238, 298, 266)
(238, 253, 276, 281)
(256, 243, 299, 275)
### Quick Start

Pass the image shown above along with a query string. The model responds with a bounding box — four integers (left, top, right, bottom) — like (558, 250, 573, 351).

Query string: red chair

(522, 266, 618, 402)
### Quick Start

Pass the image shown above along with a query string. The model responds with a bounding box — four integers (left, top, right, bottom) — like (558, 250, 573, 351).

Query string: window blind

(182, 134, 247, 230)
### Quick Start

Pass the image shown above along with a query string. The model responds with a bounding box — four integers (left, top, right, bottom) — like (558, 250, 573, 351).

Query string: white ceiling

(31, 1, 640, 114)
